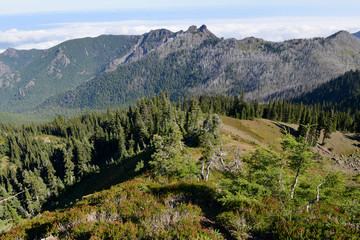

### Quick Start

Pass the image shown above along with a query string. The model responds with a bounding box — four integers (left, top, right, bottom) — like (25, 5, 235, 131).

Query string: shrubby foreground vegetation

(0, 93, 359, 239)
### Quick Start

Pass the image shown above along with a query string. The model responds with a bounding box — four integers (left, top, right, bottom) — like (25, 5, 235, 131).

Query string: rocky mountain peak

(183, 24, 219, 42)
(187, 25, 198, 33)
(326, 30, 353, 40)
(3, 48, 19, 58)
(146, 28, 173, 38)
(325, 30, 360, 47)
(186, 24, 213, 35)
(199, 24, 208, 32)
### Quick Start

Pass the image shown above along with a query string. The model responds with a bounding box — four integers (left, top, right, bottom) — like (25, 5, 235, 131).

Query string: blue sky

(1, 0, 360, 51)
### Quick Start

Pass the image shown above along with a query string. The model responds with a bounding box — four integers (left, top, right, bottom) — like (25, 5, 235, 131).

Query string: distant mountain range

(1, 25, 360, 118)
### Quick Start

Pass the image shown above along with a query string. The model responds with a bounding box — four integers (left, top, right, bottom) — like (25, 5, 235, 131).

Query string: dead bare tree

(0, 191, 25, 204)
(229, 145, 242, 173)
(209, 141, 242, 173)
(198, 141, 243, 181)
(306, 181, 325, 212)
(200, 156, 214, 181)
(208, 141, 228, 170)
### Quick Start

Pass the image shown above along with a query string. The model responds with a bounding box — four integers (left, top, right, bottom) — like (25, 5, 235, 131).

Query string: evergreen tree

(185, 97, 202, 144)
(63, 147, 75, 186)
(281, 131, 313, 200)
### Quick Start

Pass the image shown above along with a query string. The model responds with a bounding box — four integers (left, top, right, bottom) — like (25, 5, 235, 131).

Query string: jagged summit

(187, 25, 198, 33)
(3, 48, 19, 58)
(186, 24, 208, 33)
(199, 24, 208, 32)
(185, 24, 215, 36)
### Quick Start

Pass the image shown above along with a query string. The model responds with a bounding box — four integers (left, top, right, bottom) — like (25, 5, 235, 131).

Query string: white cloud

(1, 17, 360, 51)
(208, 17, 360, 41)
(13, 41, 63, 50)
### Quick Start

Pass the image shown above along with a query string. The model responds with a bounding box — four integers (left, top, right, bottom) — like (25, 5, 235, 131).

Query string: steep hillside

(0, 35, 140, 113)
(0, 48, 43, 75)
(293, 70, 360, 111)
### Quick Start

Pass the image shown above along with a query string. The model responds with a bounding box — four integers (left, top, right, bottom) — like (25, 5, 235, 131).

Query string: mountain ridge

(1, 26, 360, 118)
(0, 35, 140, 113)
(37, 27, 360, 116)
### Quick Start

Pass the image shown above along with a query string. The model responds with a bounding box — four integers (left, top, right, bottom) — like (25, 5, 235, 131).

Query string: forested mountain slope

(1, 26, 360, 118)
(0, 35, 140, 113)
(293, 70, 360, 112)
(0, 48, 43, 74)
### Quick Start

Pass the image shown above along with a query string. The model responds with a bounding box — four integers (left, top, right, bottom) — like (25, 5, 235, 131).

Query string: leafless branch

(0, 191, 25, 204)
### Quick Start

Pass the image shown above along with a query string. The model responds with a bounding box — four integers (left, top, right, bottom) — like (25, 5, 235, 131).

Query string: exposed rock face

(0, 60, 11, 76)
(105, 25, 218, 71)
(0, 72, 21, 89)
(183, 29, 360, 100)
(47, 48, 71, 77)
(104, 26, 360, 101)
(25, 80, 35, 89)
(331, 151, 360, 173)
(3, 48, 19, 58)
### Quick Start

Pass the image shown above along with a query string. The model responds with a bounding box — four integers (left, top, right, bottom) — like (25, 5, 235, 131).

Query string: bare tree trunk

(209, 141, 228, 171)
(306, 182, 325, 212)
(142, 140, 147, 149)
(200, 161, 205, 180)
(0, 191, 25, 204)
(205, 162, 211, 181)
(290, 167, 301, 200)
(315, 182, 324, 202)
(200, 159, 213, 181)
(219, 157, 228, 170)
(179, 140, 183, 152)
(279, 160, 286, 192)
(205, 158, 214, 181)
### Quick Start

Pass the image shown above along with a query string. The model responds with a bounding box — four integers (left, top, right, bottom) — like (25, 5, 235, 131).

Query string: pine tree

(22, 170, 48, 214)
(185, 97, 202, 144)
(63, 147, 75, 186)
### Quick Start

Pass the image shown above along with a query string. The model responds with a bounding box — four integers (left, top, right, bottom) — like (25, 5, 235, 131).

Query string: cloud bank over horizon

(1, 17, 360, 52)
